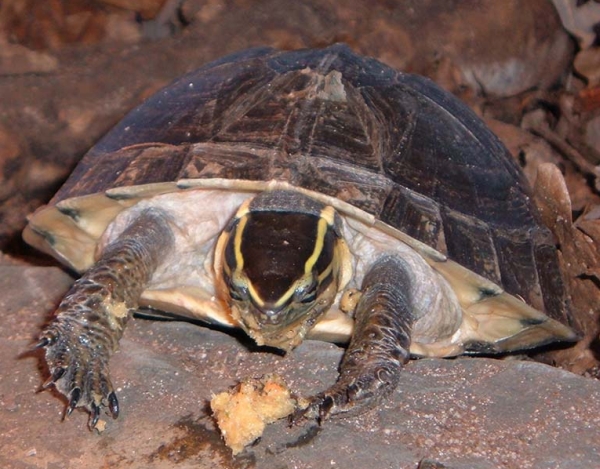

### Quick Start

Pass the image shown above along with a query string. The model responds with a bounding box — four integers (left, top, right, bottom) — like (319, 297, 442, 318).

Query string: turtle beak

(230, 281, 339, 352)
(254, 303, 288, 326)
(231, 301, 314, 352)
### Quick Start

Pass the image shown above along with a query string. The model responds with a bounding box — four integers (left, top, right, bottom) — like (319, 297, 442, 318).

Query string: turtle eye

(229, 288, 244, 302)
(229, 284, 250, 303)
(226, 273, 249, 302)
(299, 290, 317, 304)
(296, 276, 318, 304)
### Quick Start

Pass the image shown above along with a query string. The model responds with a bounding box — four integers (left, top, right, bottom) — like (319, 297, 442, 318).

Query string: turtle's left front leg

(296, 255, 414, 422)
(37, 208, 174, 427)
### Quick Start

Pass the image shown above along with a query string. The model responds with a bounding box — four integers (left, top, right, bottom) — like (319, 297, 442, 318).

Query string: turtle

(25, 44, 577, 428)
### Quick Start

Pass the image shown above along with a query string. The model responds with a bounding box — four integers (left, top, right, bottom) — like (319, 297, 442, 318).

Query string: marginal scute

(441, 206, 502, 285)
(380, 184, 446, 253)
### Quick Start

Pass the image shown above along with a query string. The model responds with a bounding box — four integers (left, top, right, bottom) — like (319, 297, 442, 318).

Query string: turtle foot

(289, 392, 334, 426)
(39, 322, 119, 429)
(290, 366, 396, 425)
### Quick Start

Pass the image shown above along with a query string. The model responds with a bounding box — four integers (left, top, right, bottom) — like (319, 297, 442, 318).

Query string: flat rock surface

(1, 265, 599, 469)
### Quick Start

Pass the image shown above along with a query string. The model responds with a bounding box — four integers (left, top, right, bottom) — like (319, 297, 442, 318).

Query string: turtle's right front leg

(293, 255, 414, 423)
(37, 208, 174, 427)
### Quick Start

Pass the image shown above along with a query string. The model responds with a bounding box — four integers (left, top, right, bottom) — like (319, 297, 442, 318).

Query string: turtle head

(218, 195, 347, 351)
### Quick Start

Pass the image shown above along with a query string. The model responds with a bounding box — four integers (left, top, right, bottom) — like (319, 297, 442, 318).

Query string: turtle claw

(90, 403, 101, 428)
(291, 366, 398, 426)
(40, 322, 118, 429)
(42, 367, 66, 389)
(290, 393, 335, 426)
(108, 391, 120, 418)
(318, 395, 335, 420)
(67, 388, 81, 416)
(34, 336, 53, 349)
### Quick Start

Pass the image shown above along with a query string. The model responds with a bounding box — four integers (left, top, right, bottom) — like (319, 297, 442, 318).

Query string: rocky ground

(1, 266, 599, 469)
(1, 1, 600, 468)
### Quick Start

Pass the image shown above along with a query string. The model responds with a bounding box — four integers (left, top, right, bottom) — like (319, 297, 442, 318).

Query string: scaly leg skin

(37, 208, 174, 428)
(293, 255, 414, 424)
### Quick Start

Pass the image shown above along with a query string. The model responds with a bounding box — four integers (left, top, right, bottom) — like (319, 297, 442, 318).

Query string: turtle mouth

(230, 283, 337, 352)
(231, 303, 321, 351)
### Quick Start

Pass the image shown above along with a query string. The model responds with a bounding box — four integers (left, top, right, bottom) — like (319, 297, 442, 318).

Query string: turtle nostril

(256, 303, 287, 325)
(261, 309, 282, 325)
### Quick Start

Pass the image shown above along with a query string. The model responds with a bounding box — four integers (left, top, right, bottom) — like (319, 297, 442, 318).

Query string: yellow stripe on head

(247, 280, 265, 308)
(304, 206, 336, 275)
(272, 281, 298, 309)
(233, 214, 248, 271)
(271, 206, 337, 309)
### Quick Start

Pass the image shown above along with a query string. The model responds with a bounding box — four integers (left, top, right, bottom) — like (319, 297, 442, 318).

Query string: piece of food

(210, 374, 298, 454)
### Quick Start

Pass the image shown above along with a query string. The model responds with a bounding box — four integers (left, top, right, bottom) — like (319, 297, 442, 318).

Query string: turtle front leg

(295, 255, 414, 423)
(37, 208, 174, 427)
